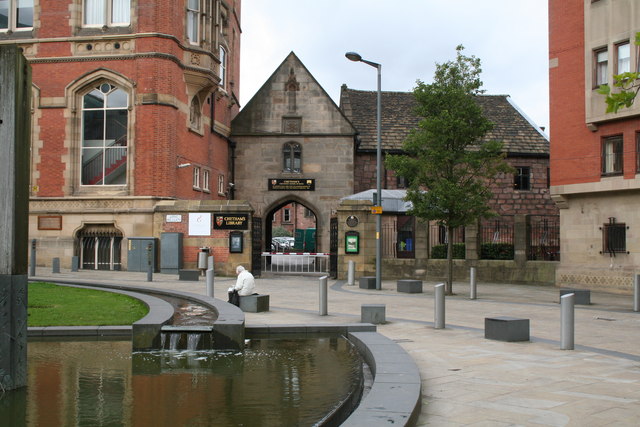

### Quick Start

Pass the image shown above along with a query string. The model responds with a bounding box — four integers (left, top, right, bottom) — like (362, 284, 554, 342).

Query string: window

(81, 83, 128, 186)
(219, 46, 227, 89)
(283, 208, 291, 223)
(304, 207, 314, 218)
(283, 142, 301, 173)
(84, 0, 130, 27)
(595, 48, 608, 87)
(189, 97, 201, 130)
(202, 169, 210, 192)
(193, 166, 200, 189)
(617, 42, 631, 74)
(602, 218, 627, 255)
(0, 0, 34, 31)
(602, 135, 623, 175)
(186, 0, 200, 44)
(514, 166, 531, 190)
(218, 174, 225, 195)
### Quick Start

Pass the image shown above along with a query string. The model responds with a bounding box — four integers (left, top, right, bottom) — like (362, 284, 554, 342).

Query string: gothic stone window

(81, 83, 128, 186)
(283, 142, 301, 173)
(0, 0, 33, 31)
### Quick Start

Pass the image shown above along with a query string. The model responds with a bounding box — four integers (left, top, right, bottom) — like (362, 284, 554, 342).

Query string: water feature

(1, 337, 363, 426)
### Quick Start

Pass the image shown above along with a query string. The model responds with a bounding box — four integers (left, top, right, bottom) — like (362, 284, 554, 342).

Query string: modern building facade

(2, 0, 244, 273)
(549, 0, 640, 292)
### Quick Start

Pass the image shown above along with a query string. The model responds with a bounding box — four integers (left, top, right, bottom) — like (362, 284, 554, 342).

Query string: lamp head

(345, 52, 362, 62)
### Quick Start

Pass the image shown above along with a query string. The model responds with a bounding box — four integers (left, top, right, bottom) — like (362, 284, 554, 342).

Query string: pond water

(1, 337, 363, 426)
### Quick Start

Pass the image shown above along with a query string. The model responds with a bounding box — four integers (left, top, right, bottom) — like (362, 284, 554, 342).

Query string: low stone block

(359, 276, 376, 289)
(560, 289, 591, 305)
(361, 304, 386, 324)
(397, 279, 423, 293)
(485, 316, 529, 342)
(178, 269, 200, 281)
(239, 294, 269, 313)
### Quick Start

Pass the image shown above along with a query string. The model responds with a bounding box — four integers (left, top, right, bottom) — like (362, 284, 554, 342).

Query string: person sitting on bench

(228, 265, 255, 306)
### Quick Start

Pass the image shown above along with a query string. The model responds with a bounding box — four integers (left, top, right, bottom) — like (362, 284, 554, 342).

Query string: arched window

(81, 82, 128, 186)
(283, 142, 301, 173)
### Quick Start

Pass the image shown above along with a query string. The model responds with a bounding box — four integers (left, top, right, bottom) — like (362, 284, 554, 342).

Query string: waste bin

(198, 247, 210, 270)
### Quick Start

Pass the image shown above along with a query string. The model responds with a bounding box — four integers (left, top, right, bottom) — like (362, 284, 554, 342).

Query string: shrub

(430, 243, 465, 259)
(480, 243, 514, 260)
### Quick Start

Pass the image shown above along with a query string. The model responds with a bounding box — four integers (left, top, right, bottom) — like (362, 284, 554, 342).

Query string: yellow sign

(370, 206, 383, 214)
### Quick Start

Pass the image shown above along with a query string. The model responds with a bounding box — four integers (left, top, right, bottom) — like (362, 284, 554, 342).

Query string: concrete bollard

(71, 256, 79, 272)
(347, 260, 355, 286)
(29, 239, 36, 276)
(52, 257, 60, 274)
(319, 275, 328, 316)
(561, 293, 575, 350)
(470, 267, 477, 300)
(435, 283, 445, 329)
(206, 268, 214, 297)
(634, 274, 639, 313)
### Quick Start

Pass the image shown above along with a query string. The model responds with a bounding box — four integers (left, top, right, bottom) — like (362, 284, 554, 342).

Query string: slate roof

(339, 86, 549, 156)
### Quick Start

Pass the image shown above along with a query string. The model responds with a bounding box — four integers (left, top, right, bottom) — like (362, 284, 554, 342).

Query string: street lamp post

(346, 52, 382, 291)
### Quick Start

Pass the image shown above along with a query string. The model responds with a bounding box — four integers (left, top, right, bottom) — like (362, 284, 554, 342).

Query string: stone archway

(265, 196, 319, 253)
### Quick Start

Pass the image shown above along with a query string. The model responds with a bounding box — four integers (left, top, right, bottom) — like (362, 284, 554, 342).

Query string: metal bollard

(435, 283, 445, 329)
(347, 260, 355, 286)
(207, 255, 214, 271)
(52, 257, 60, 274)
(146, 243, 153, 282)
(561, 293, 575, 350)
(319, 275, 328, 316)
(470, 267, 477, 300)
(206, 268, 214, 298)
(634, 274, 640, 313)
(29, 239, 36, 276)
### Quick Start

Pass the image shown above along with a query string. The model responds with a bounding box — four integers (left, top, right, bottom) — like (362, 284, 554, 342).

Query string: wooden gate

(251, 216, 262, 277)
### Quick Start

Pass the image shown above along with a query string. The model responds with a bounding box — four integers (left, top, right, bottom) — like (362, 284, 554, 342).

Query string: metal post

(319, 275, 328, 315)
(347, 260, 355, 286)
(146, 243, 153, 282)
(207, 255, 214, 271)
(470, 267, 477, 300)
(52, 257, 60, 274)
(435, 283, 445, 329)
(375, 63, 382, 291)
(634, 274, 640, 312)
(206, 268, 214, 298)
(29, 239, 36, 276)
(561, 293, 575, 350)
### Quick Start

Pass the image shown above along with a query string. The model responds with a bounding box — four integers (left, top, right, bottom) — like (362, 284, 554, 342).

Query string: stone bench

(178, 269, 200, 281)
(359, 276, 376, 289)
(485, 316, 529, 342)
(239, 294, 270, 313)
(560, 289, 591, 305)
(361, 304, 386, 324)
(397, 279, 423, 293)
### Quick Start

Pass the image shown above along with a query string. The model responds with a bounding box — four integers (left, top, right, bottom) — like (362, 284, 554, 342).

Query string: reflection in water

(0, 338, 362, 426)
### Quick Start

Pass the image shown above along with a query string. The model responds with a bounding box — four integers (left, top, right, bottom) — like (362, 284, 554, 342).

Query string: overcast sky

(239, 0, 549, 133)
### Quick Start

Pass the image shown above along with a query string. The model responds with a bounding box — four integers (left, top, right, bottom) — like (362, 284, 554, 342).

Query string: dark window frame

(601, 135, 624, 176)
(282, 142, 302, 173)
(514, 166, 531, 191)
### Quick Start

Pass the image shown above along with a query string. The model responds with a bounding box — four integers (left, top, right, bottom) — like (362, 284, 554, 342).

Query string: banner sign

(268, 178, 315, 191)
(214, 213, 249, 230)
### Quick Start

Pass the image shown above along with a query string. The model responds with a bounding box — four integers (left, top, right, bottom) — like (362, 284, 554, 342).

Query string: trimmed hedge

(430, 243, 465, 259)
(480, 243, 514, 260)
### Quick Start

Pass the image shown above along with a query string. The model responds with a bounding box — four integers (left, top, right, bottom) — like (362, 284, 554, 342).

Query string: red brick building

(549, 0, 640, 292)
(1, 0, 245, 273)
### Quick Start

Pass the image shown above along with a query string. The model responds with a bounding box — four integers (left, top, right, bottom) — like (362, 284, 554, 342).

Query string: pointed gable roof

(232, 52, 356, 136)
(339, 86, 549, 156)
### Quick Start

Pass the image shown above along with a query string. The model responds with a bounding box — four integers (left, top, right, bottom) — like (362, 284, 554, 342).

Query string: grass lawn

(28, 282, 149, 327)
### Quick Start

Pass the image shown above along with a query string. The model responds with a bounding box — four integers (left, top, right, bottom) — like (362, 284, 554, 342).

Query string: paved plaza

(32, 268, 640, 426)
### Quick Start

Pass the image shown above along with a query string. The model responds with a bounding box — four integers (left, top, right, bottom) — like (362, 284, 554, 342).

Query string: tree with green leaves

(598, 33, 640, 113)
(386, 45, 513, 295)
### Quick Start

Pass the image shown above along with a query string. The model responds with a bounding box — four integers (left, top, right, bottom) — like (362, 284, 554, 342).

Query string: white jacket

(234, 270, 255, 296)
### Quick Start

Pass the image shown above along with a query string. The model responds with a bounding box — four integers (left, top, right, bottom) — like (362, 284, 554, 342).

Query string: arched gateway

(231, 52, 356, 274)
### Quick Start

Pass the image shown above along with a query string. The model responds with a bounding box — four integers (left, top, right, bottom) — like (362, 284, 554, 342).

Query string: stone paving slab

(31, 268, 640, 426)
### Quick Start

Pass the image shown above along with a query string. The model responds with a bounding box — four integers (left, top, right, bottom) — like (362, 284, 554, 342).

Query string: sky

(238, 0, 550, 133)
